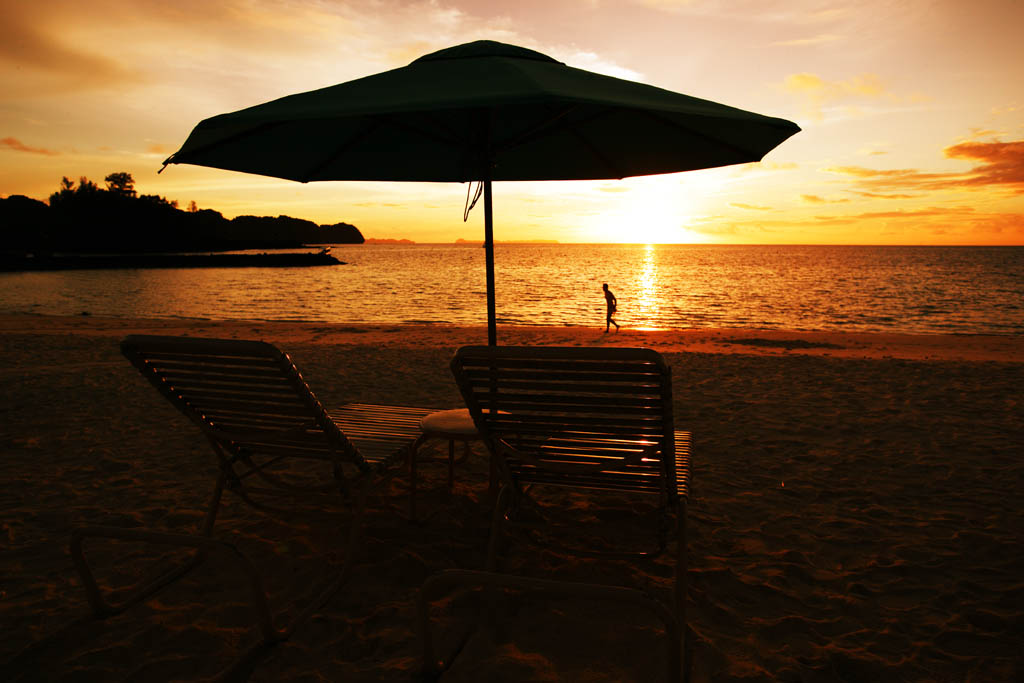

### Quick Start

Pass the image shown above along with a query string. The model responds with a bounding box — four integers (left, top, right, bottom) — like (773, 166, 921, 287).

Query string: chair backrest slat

(155, 364, 290, 380)
(121, 335, 367, 474)
(451, 345, 678, 499)
(139, 352, 283, 369)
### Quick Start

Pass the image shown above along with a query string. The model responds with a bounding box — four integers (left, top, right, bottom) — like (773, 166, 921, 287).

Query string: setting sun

(582, 175, 715, 244)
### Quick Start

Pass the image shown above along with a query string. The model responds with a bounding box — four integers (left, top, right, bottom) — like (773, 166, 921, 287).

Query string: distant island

(364, 237, 416, 244)
(0, 172, 364, 259)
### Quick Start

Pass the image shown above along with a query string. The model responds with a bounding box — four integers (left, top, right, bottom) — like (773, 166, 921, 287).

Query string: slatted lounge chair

(70, 335, 434, 676)
(419, 345, 692, 681)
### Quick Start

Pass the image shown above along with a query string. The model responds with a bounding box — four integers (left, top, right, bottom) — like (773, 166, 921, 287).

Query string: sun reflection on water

(629, 244, 666, 329)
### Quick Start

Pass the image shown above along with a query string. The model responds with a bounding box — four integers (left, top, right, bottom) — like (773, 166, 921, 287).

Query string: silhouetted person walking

(603, 283, 619, 332)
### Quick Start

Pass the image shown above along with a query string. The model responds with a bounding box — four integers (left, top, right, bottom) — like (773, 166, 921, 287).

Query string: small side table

(409, 408, 483, 520)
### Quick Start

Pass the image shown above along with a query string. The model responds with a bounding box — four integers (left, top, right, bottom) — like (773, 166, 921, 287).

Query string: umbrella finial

(413, 41, 561, 65)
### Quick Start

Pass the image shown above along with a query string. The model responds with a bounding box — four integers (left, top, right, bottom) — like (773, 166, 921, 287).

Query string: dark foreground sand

(1, 314, 1022, 682)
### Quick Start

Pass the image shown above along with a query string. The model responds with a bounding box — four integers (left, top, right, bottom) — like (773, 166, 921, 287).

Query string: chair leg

(447, 439, 456, 492)
(674, 501, 689, 683)
(272, 475, 373, 639)
(418, 570, 682, 682)
(70, 527, 280, 645)
(488, 452, 498, 498)
(485, 485, 512, 573)
(408, 434, 427, 521)
(70, 529, 206, 618)
(70, 475, 377, 680)
(674, 502, 687, 630)
(70, 473, 228, 618)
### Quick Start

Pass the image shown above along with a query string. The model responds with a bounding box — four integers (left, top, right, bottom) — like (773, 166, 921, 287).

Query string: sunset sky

(2, 0, 1022, 245)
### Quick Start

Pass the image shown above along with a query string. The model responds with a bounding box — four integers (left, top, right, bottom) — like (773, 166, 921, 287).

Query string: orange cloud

(827, 166, 946, 182)
(801, 194, 849, 204)
(943, 140, 1024, 188)
(730, 202, 773, 210)
(1, 137, 58, 155)
(850, 191, 918, 199)
(966, 212, 1024, 236)
(826, 140, 1024, 194)
(848, 207, 977, 220)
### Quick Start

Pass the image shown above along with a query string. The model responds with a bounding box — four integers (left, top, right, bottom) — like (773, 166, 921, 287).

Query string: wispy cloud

(782, 72, 929, 121)
(734, 161, 799, 175)
(628, 0, 699, 13)
(562, 50, 646, 81)
(786, 72, 885, 97)
(1, 137, 59, 155)
(0, 20, 139, 94)
(730, 202, 774, 210)
(771, 34, 842, 47)
(801, 194, 849, 204)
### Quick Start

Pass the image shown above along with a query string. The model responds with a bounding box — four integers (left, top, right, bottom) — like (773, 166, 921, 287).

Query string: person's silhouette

(602, 283, 619, 332)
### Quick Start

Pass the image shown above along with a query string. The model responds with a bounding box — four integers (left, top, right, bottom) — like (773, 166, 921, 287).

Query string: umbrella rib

(163, 121, 286, 169)
(638, 109, 773, 162)
(568, 126, 627, 179)
(297, 113, 471, 182)
(298, 119, 383, 183)
(399, 111, 488, 180)
(493, 104, 579, 153)
(373, 112, 465, 148)
(494, 105, 626, 179)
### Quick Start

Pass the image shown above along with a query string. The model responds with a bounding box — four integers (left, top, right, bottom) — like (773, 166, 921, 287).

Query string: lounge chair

(420, 345, 692, 681)
(71, 335, 434, 676)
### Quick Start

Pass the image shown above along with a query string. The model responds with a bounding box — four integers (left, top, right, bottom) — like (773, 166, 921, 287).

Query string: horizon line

(356, 241, 1023, 247)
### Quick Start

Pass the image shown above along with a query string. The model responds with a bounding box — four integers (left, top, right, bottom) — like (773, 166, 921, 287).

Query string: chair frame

(71, 335, 434, 677)
(421, 344, 692, 681)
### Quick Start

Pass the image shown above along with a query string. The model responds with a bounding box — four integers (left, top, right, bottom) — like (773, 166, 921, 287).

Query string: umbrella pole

(484, 179, 497, 346)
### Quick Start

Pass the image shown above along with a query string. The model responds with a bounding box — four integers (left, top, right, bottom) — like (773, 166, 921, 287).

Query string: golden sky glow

(2, 0, 1022, 244)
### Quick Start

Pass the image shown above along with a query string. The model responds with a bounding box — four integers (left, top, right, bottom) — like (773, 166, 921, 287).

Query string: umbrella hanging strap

(463, 181, 484, 222)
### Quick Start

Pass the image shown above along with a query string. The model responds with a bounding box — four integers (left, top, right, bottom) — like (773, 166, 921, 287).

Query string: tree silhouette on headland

(1, 172, 363, 255)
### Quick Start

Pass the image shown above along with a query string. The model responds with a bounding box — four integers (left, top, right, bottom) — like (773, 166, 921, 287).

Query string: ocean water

(1, 244, 1021, 335)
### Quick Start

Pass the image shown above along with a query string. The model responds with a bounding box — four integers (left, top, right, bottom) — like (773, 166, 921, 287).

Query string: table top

(419, 408, 480, 438)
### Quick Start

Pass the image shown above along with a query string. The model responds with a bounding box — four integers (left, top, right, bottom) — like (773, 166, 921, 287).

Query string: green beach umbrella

(163, 40, 800, 343)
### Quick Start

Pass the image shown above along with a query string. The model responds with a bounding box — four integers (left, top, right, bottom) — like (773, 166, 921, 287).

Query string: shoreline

(1, 312, 1019, 362)
(0, 251, 343, 271)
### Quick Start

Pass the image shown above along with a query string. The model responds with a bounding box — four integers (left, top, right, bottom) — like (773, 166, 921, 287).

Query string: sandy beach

(2, 313, 1021, 682)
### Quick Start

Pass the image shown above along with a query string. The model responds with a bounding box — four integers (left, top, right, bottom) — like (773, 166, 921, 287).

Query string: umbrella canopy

(164, 40, 800, 341)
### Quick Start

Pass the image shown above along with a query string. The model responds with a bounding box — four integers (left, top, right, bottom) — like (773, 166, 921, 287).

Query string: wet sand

(2, 314, 1021, 681)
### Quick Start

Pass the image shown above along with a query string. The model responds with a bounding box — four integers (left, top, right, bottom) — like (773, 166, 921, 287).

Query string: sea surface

(1, 244, 1021, 335)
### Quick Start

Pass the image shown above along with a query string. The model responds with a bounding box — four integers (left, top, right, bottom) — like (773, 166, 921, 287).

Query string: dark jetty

(1, 252, 344, 271)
